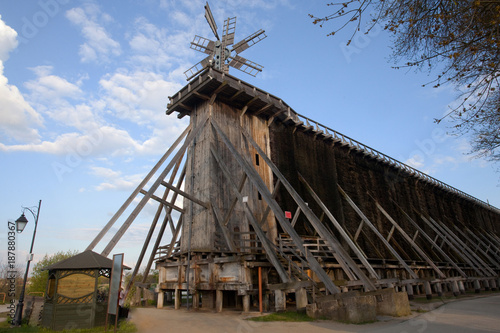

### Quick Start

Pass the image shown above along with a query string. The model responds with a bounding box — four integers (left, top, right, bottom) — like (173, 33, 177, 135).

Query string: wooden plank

(141, 190, 185, 213)
(210, 198, 237, 252)
(86, 124, 191, 251)
(161, 181, 209, 209)
(453, 225, 500, 269)
(211, 121, 340, 293)
(338, 185, 419, 280)
(298, 173, 379, 280)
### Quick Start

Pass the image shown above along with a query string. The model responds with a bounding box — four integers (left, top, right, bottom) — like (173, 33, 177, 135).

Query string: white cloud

(0, 14, 18, 62)
(90, 166, 144, 191)
(65, 5, 121, 63)
(0, 17, 43, 143)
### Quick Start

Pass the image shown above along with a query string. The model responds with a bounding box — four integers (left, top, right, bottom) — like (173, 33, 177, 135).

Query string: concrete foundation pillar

(174, 288, 181, 310)
(193, 291, 200, 309)
(458, 281, 466, 294)
(157, 291, 164, 309)
(242, 295, 250, 313)
(474, 279, 481, 293)
(490, 279, 497, 291)
(296, 288, 308, 311)
(406, 284, 414, 300)
(424, 281, 432, 300)
(484, 280, 490, 291)
(435, 283, 443, 297)
(274, 290, 286, 312)
(216, 290, 223, 313)
(451, 281, 460, 297)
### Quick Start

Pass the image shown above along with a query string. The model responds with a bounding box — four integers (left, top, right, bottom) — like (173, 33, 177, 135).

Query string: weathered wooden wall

(180, 100, 277, 252)
(270, 121, 500, 261)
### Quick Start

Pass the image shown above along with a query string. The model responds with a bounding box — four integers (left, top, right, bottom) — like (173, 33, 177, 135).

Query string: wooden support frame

(337, 185, 419, 280)
(100, 113, 210, 257)
(298, 173, 380, 280)
(86, 124, 191, 252)
(370, 198, 447, 279)
(211, 119, 341, 294)
(393, 202, 468, 278)
(425, 216, 496, 277)
(234, 122, 378, 291)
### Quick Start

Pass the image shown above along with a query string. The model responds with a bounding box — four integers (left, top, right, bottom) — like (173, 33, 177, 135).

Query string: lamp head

(16, 213, 29, 233)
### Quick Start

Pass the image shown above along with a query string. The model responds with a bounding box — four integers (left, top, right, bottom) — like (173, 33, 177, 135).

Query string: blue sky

(0, 0, 498, 269)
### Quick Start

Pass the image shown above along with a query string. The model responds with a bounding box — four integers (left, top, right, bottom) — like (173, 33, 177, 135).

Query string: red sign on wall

(285, 211, 292, 219)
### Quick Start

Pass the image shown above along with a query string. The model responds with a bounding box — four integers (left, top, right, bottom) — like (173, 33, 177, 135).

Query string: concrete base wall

(366, 288, 411, 317)
(306, 291, 377, 324)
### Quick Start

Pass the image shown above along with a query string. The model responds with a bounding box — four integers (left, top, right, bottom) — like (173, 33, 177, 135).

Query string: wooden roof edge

(166, 67, 296, 120)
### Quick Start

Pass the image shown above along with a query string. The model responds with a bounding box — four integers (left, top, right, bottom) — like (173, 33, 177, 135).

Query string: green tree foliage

(28, 250, 78, 295)
(310, 1, 500, 162)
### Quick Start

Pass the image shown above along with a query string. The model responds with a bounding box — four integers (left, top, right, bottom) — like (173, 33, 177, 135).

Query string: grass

(248, 311, 313, 322)
(0, 319, 136, 333)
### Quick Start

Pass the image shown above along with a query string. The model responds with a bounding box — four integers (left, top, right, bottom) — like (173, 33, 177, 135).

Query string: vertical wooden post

(174, 288, 180, 310)
(258, 267, 263, 313)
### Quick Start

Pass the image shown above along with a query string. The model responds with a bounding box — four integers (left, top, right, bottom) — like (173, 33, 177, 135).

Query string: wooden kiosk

(41, 250, 129, 330)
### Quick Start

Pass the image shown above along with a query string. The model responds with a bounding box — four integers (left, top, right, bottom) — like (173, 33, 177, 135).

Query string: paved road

(130, 294, 500, 333)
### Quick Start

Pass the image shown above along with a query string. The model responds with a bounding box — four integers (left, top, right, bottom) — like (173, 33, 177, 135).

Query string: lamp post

(12, 199, 42, 327)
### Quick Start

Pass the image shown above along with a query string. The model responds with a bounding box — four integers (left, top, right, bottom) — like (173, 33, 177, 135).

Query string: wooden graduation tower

(87, 2, 500, 313)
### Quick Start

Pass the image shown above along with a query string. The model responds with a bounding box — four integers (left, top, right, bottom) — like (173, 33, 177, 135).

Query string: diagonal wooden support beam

(393, 202, 468, 278)
(140, 190, 185, 213)
(427, 216, 496, 277)
(210, 144, 289, 282)
(371, 199, 447, 279)
(125, 154, 184, 295)
(141, 166, 187, 282)
(211, 120, 341, 293)
(161, 181, 209, 209)
(453, 224, 500, 269)
(210, 198, 237, 252)
(338, 185, 419, 280)
(100, 113, 209, 257)
(228, 122, 368, 292)
(298, 173, 379, 280)
(86, 124, 191, 252)
(419, 214, 488, 277)
(222, 174, 248, 227)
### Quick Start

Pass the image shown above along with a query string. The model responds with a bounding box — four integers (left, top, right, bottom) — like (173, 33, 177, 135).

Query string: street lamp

(12, 200, 42, 327)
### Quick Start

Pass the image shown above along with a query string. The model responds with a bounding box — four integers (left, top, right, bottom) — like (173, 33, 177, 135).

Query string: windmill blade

(231, 29, 267, 54)
(222, 17, 236, 48)
(204, 2, 220, 40)
(228, 55, 263, 77)
(190, 35, 216, 55)
(184, 55, 211, 81)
